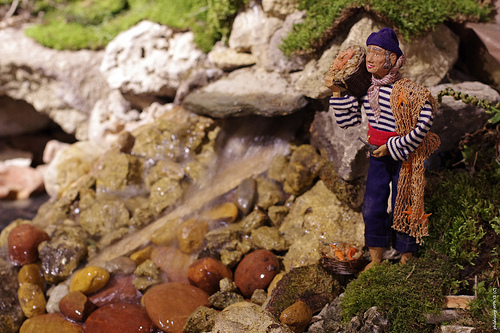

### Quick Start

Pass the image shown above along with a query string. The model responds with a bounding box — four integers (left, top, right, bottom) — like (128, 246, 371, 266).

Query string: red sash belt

(367, 124, 398, 146)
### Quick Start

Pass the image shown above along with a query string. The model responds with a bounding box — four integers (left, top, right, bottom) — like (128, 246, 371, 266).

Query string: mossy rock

(265, 264, 342, 318)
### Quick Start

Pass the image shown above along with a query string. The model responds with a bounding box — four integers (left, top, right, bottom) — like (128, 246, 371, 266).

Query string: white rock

(100, 20, 206, 99)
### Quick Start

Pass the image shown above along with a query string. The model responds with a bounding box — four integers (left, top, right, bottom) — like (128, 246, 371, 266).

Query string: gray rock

(183, 67, 308, 118)
(0, 27, 110, 140)
(263, 10, 309, 73)
(310, 109, 369, 182)
(228, 4, 283, 54)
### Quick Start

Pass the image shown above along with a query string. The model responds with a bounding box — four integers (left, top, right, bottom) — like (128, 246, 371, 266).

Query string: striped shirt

(329, 84, 434, 161)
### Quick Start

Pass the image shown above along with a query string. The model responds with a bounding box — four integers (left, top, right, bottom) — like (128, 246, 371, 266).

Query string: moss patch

(340, 256, 459, 332)
(24, 0, 245, 52)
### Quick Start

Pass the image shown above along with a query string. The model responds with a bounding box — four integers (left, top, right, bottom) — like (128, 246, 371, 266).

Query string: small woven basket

(325, 46, 372, 98)
(319, 255, 367, 275)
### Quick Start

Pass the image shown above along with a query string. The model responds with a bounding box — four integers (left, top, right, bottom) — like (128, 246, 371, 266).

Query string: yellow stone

(18, 264, 45, 290)
(130, 245, 153, 265)
(151, 218, 183, 245)
(177, 218, 209, 254)
(201, 202, 239, 223)
(20, 313, 82, 333)
(17, 282, 46, 318)
(69, 266, 110, 295)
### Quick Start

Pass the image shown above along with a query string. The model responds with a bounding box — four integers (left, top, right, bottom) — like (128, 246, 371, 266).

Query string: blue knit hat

(366, 27, 402, 58)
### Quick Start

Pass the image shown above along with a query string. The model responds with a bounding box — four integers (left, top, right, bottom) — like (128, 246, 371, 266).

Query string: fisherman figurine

(327, 27, 440, 270)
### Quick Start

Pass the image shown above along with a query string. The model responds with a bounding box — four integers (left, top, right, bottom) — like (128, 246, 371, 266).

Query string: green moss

(423, 167, 500, 266)
(340, 256, 459, 333)
(23, 0, 244, 52)
(280, 0, 492, 56)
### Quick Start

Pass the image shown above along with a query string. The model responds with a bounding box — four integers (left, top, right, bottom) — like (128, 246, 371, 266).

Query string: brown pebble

(143, 282, 209, 333)
(89, 275, 143, 307)
(18, 263, 44, 290)
(20, 313, 82, 333)
(187, 257, 233, 295)
(202, 202, 239, 223)
(234, 249, 280, 298)
(59, 291, 96, 322)
(83, 303, 154, 333)
(8, 224, 49, 266)
(176, 218, 209, 254)
(279, 300, 313, 333)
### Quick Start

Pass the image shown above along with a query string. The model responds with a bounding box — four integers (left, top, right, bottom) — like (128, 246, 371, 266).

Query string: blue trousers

(363, 155, 418, 253)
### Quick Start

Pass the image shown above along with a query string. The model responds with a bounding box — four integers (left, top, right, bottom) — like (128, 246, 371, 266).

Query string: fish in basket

(319, 242, 367, 275)
(324, 45, 372, 98)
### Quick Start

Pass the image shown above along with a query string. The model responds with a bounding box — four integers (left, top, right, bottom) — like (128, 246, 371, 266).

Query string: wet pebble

(234, 249, 280, 298)
(279, 300, 313, 333)
(69, 266, 110, 295)
(83, 303, 154, 333)
(8, 224, 49, 266)
(177, 218, 209, 254)
(187, 257, 233, 295)
(202, 202, 239, 223)
(105, 256, 137, 276)
(89, 274, 143, 307)
(143, 282, 209, 333)
(151, 246, 193, 283)
(17, 282, 46, 318)
(59, 291, 96, 322)
(18, 263, 44, 290)
(19, 313, 82, 333)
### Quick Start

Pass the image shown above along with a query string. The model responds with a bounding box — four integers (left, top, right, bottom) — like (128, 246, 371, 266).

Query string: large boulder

(100, 20, 206, 107)
(0, 27, 110, 140)
(182, 66, 308, 118)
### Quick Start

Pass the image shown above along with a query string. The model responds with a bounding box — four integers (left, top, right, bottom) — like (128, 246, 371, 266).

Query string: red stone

(8, 224, 49, 266)
(89, 275, 142, 307)
(143, 282, 209, 333)
(234, 249, 280, 298)
(83, 303, 154, 333)
(187, 257, 233, 295)
(59, 291, 97, 322)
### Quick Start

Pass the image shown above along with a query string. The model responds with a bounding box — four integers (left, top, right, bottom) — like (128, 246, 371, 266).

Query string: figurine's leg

(362, 155, 394, 270)
(363, 155, 393, 249)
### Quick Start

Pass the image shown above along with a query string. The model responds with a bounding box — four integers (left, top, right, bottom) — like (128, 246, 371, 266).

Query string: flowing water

(88, 113, 305, 267)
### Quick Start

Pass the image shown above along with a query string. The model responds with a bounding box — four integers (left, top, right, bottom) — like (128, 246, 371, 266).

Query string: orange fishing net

(391, 78, 441, 244)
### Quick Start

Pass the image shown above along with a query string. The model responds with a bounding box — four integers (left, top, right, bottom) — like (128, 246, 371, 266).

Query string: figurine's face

(366, 45, 395, 78)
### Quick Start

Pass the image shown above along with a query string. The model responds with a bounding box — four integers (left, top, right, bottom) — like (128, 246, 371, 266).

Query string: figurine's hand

(327, 84, 343, 97)
(372, 144, 389, 158)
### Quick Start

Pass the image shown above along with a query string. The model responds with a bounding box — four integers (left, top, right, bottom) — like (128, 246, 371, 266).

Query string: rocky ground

(0, 0, 500, 332)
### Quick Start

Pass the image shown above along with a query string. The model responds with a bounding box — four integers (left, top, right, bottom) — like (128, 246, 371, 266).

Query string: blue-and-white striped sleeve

(329, 95, 361, 129)
(387, 101, 435, 161)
